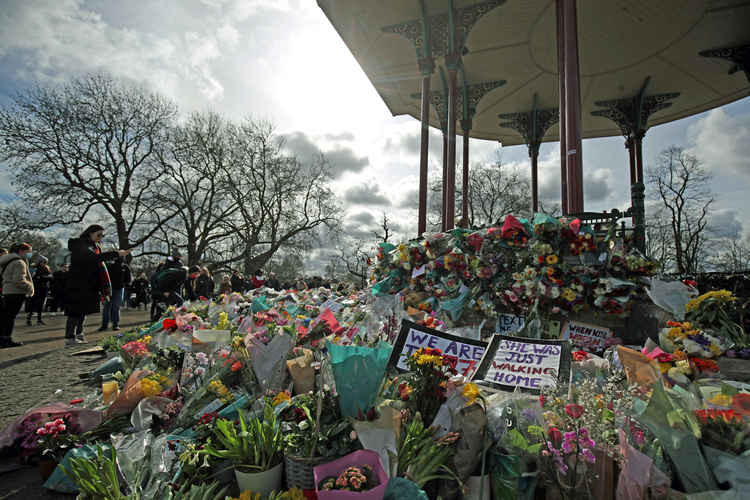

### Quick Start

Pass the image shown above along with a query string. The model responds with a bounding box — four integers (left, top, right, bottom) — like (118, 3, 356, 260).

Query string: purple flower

(562, 431, 577, 454)
(581, 448, 596, 464)
(555, 457, 569, 474)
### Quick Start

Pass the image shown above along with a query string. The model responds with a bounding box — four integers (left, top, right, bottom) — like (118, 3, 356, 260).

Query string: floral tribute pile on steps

(0, 215, 749, 499)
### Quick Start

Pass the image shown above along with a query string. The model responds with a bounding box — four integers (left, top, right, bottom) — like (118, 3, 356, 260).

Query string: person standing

(50, 264, 69, 312)
(99, 256, 132, 331)
(64, 225, 130, 345)
(230, 271, 244, 293)
(131, 272, 150, 310)
(251, 269, 265, 289)
(219, 275, 232, 295)
(0, 243, 34, 348)
(27, 257, 53, 325)
(195, 267, 215, 300)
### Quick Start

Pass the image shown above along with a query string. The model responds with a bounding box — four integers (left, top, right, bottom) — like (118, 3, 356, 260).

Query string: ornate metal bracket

(382, 0, 504, 62)
(700, 44, 750, 83)
(411, 76, 505, 129)
(591, 77, 679, 139)
(498, 95, 559, 157)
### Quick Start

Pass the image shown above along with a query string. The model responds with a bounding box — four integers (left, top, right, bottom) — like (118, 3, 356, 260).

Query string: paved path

(0, 308, 151, 430)
(0, 308, 151, 499)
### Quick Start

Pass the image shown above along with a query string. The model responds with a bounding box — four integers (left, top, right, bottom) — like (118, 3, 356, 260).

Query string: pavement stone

(0, 308, 151, 499)
(0, 308, 151, 431)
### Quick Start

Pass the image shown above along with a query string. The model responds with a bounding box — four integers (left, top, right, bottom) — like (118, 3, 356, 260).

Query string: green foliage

(389, 412, 459, 488)
(61, 445, 124, 500)
(163, 482, 228, 500)
(199, 403, 282, 472)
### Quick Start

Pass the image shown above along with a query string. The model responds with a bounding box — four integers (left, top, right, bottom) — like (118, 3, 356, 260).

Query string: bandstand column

(561, 0, 583, 214)
(441, 122, 448, 232)
(461, 119, 471, 226)
(556, 0, 568, 215)
(446, 65, 458, 231)
(418, 64, 433, 237)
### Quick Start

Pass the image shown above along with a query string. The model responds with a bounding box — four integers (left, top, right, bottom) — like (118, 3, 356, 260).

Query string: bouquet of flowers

(685, 290, 747, 347)
(318, 465, 379, 492)
(693, 408, 750, 455)
(401, 347, 458, 424)
(36, 417, 78, 462)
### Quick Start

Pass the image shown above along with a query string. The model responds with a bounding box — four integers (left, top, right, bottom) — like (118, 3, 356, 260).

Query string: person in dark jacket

(266, 272, 280, 291)
(230, 271, 244, 293)
(150, 265, 200, 320)
(131, 273, 150, 310)
(49, 264, 68, 312)
(99, 256, 132, 331)
(64, 225, 130, 345)
(195, 267, 215, 299)
(27, 257, 53, 325)
(185, 265, 201, 301)
(0, 243, 34, 348)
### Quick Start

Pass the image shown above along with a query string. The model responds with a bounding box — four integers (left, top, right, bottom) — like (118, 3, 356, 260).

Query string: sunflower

(546, 254, 559, 265)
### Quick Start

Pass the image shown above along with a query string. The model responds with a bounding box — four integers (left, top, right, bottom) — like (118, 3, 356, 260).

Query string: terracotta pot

(39, 458, 58, 481)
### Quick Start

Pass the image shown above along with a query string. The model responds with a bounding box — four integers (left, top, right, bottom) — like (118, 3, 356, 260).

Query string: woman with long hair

(0, 243, 34, 348)
(64, 225, 130, 345)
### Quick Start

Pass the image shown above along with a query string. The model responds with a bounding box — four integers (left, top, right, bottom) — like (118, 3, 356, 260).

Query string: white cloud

(687, 108, 750, 179)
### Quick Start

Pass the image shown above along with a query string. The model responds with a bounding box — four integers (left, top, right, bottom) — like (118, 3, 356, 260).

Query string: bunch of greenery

(279, 390, 358, 459)
(685, 290, 747, 347)
(390, 411, 459, 488)
(61, 445, 124, 500)
(199, 403, 283, 472)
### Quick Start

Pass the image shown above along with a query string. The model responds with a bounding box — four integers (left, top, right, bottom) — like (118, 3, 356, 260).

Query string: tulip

(548, 427, 562, 447)
(564, 403, 585, 419)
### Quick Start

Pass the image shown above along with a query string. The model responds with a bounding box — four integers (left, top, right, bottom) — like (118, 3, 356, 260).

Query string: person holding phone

(64, 225, 131, 345)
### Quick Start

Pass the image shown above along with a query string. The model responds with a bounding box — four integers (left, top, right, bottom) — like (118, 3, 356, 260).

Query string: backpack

(0, 257, 22, 292)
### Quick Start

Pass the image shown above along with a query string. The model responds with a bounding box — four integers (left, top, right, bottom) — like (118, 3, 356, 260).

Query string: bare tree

(647, 147, 713, 276)
(217, 120, 340, 273)
(645, 209, 674, 273)
(336, 240, 371, 288)
(372, 212, 392, 242)
(710, 237, 750, 273)
(154, 111, 240, 265)
(428, 158, 531, 230)
(0, 73, 179, 250)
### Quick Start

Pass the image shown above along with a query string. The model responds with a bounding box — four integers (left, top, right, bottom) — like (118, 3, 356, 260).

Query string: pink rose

(36, 428, 47, 436)
(56, 424, 66, 432)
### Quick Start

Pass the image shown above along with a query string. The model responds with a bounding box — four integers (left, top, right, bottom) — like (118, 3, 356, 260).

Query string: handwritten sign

(472, 335, 571, 393)
(561, 321, 613, 351)
(388, 320, 487, 378)
(496, 314, 525, 334)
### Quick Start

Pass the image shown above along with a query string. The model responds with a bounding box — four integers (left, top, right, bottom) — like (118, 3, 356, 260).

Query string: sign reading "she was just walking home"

(472, 335, 571, 393)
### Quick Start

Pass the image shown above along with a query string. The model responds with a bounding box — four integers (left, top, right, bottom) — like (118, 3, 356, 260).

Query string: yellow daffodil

(142, 335, 152, 344)
(272, 391, 291, 407)
(462, 383, 480, 406)
(546, 254, 559, 265)
(707, 393, 733, 407)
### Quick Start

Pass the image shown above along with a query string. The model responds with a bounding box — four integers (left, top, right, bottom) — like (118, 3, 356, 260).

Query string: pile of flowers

(319, 465, 379, 492)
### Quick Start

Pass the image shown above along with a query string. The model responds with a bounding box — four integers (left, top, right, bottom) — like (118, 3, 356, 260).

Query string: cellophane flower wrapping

(328, 341, 392, 418)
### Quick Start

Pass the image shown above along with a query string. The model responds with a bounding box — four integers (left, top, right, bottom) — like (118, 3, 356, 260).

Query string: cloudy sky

(1, 0, 749, 271)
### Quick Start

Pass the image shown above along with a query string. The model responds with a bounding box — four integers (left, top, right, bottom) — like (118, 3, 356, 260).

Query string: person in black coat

(27, 257, 53, 325)
(99, 256, 132, 331)
(194, 267, 215, 299)
(130, 273, 150, 310)
(50, 264, 68, 312)
(64, 225, 130, 345)
(230, 271, 244, 293)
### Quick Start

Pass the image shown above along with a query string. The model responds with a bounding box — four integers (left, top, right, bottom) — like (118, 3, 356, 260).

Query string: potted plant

(35, 417, 78, 480)
(280, 389, 359, 491)
(199, 402, 284, 496)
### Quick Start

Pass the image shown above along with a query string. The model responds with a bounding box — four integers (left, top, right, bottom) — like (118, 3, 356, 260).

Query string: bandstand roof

(317, 0, 750, 147)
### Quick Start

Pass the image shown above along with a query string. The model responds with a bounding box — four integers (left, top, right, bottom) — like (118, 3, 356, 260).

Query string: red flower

(682, 279, 697, 288)
(162, 318, 177, 330)
(398, 382, 412, 401)
(539, 394, 547, 408)
(548, 427, 562, 447)
(231, 361, 242, 372)
(565, 404, 585, 419)
(69, 398, 83, 405)
(572, 351, 590, 362)
(731, 393, 750, 416)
